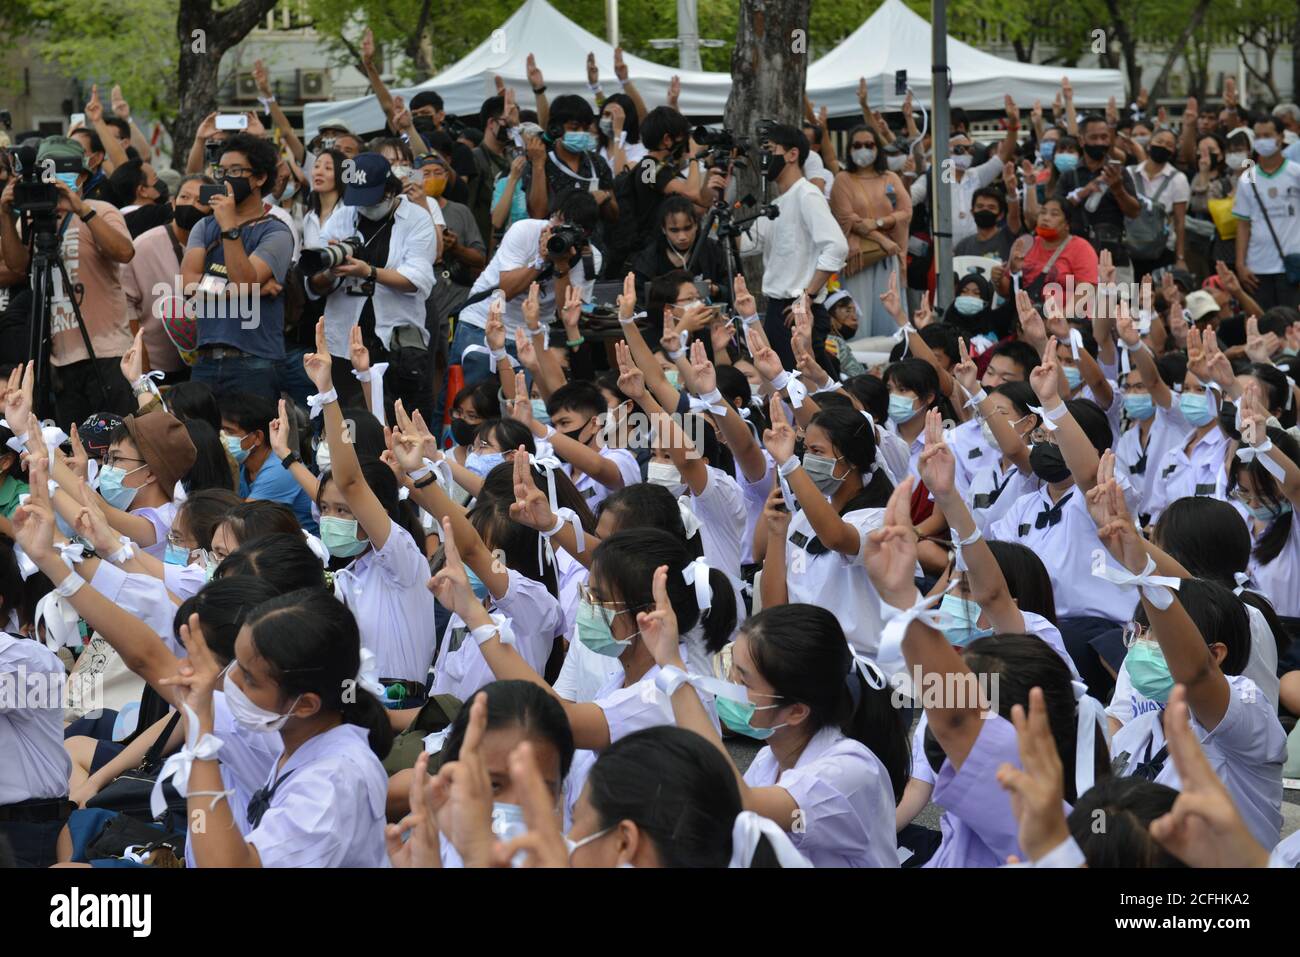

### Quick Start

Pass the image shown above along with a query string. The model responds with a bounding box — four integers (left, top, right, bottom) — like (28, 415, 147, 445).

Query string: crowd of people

(1, 39, 1300, 871)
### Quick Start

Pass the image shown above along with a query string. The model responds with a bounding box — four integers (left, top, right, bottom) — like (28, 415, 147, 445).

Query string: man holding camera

(0, 136, 136, 424)
(305, 152, 437, 421)
(453, 190, 602, 388)
(181, 133, 295, 400)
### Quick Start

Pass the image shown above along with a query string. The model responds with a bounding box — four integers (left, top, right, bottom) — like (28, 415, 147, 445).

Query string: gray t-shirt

(954, 226, 1015, 262)
(187, 215, 294, 359)
(428, 200, 485, 326)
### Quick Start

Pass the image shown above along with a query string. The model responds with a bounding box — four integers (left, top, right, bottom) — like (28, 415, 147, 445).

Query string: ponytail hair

(742, 604, 909, 800)
(244, 587, 393, 759)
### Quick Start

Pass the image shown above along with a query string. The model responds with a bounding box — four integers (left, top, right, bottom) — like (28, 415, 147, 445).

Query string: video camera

(7, 145, 62, 218)
(300, 238, 365, 275)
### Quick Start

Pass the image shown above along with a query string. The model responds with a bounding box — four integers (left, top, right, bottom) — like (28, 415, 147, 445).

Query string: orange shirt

(50, 200, 133, 366)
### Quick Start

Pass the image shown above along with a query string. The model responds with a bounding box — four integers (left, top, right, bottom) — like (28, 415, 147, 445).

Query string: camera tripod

(687, 187, 780, 334)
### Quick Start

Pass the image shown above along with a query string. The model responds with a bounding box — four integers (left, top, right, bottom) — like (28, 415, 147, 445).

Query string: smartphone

(69, 112, 85, 130)
(198, 183, 226, 205)
(894, 70, 908, 96)
(1106, 158, 1124, 166)
(216, 114, 249, 131)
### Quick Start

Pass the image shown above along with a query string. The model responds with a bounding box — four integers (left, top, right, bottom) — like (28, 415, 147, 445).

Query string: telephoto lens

(300, 238, 360, 274)
(546, 223, 586, 256)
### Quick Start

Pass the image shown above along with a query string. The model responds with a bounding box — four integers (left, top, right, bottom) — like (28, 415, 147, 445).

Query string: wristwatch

(280, 450, 301, 468)
(79, 208, 97, 224)
(221, 226, 241, 241)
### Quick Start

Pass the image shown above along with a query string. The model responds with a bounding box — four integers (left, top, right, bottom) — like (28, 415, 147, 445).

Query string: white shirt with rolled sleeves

(910, 156, 1004, 246)
(684, 465, 747, 580)
(431, 568, 563, 702)
(88, 561, 184, 655)
(566, 445, 640, 513)
(988, 484, 1140, 620)
(743, 725, 900, 868)
(739, 177, 847, 300)
(1143, 426, 1231, 524)
(332, 519, 440, 683)
(784, 506, 885, 659)
(243, 722, 390, 868)
(458, 218, 601, 337)
(1112, 673, 1286, 849)
(311, 197, 438, 358)
(0, 634, 72, 804)
(1129, 403, 1192, 516)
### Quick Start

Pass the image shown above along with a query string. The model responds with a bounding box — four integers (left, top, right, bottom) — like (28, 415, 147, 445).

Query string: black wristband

(79, 208, 97, 224)
(280, 450, 301, 468)
(532, 85, 547, 95)
(413, 473, 437, 489)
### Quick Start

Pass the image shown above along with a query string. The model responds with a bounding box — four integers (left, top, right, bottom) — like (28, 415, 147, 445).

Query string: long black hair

(439, 680, 575, 781)
(244, 587, 393, 759)
(743, 604, 910, 801)
(174, 576, 279, 664)
(316, 460, 426, 562)
(1067, 777, 1186, 868)
(215, 533, 328, 594)
(592, 528, 736, 654)
(985, 541, 1058, 626)
(176, 488, 242, 551)
(1228, 426, 1299, 567)
(807, 405, 895, 515)
(597, 482, 703, 559)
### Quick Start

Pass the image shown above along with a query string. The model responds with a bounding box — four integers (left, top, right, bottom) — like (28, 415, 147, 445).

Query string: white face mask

(952, 153, 973, 170)
(315, 440, 332, 471)
(1254, 138, 1279, 158)
(647, 460, 685, 495)
(357, 196, 395, 220)
(222, 662, 300, 733)
(886, 153, 907, 171)
(1226, 152, 1249, 170)
(851, 147, 876, 168)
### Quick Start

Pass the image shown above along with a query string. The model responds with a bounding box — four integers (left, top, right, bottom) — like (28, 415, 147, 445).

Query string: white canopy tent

(303, 0, 732, 139)
(806, 0, 1124, 118)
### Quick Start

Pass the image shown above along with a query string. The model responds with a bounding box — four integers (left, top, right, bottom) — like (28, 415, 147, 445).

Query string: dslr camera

(546, 223, 588, 258)
(300, 238, 364, 275)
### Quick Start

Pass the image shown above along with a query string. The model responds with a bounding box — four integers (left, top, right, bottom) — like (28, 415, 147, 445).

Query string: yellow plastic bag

(1208, 196, 1238, 241)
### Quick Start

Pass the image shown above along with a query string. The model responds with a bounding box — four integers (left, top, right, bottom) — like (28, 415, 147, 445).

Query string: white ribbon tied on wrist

(151, 703, 228, 819)
(729, 811, 813, 868)
(1090, 554, 1180, 610)
(34, 591, 82, 651)
(1237, 440, 1287, 482)
(950, 526, 982, 573)
(539, 506, 585, 570)
(1072, 679, 1112, 796)
(682, 556, 713, 613)
(352, 362, 389, 426)
(355, 647, 387, 699)
(689, 388, 730, 417)
(307, 388, 338, 419)
(1028, 404, 1060, 431)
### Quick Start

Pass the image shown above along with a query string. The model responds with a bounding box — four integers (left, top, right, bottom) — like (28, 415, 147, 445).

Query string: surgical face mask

(357, 196, 395, 221)
(97, 465, 143, 511)
(531, 398, 551, 425)
(1246, 500, 1293, 523)
(1148, 145, 1172, 165)
(1063, 365, 1083, 391)
(953, 294, 985, 316)
(1133, 134, 1152, 148)
(223, 431, 251, 464)
(279, 180, 297, 202)
(851, 147, 876, 167)
(575, 598, 633, 657)
(562, 131, 596, 153)
(716, 694, 786, 740)
(802, 452, 846, 495)
(1178, 391, 1216, 427)
(222, 662, 302, 733)
(1039, 140, 1057, 162)
(391, 164, 413, 182)
(1125, 639, 1173, 704)
(465, 565, 491, 601)
(319, 516, 369, 558)
(1254, 138, 1279, 158)
(665, 369, 681, 389)
(315, 440, 332, 471)
(1053, 153, 1079, 174)
(952, 153, 973, 170)
(1029, 442, 1071, 483)
(465, 450, 505, 478)
(888, 393, 919, 425)
(491, 802, 528, 845)
(598, 117, 615, 138)
(1226, 152, 1249, 170)
(205, 558, 220, 581)
(886, 153, 908, 171)
(939, 594, 995, 646)
(1124, 393, 1155, 421)
(164, 542, 192, 567)
(56, 171, 81, 193)
(647, 460, 685, 495)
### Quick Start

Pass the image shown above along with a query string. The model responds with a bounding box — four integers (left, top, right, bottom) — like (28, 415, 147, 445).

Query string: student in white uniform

(882, 358, 944, 484)
(303, 323, 439, 701)
(1227, 421, 1300, 618)
(713, 363, 776, 564)
(953, 380, 1042, 532)
(532, 381, 640, 512)
(945, 340, 1040, 488)
(645, 598, 907, 868)
(757, 401, 894, 658)
(841, 375, 912, 487)
(1143, 373, 1231, 523)
(168, 589, 391, 867)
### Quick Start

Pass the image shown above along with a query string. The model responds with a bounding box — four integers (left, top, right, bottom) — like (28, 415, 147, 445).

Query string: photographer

(305, 152, 438, 421)
(453, 190, 601, 387)
(0, 136, 136, 424)
(180, 132, 295, 400)
(522, 94, 618, 233)
(739, 123, 848, 369)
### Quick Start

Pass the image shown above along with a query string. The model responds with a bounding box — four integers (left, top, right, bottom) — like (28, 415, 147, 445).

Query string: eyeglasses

(469, 439, 500, 454)
(1121, 621, 1150, 649)
(102, 453, 145, 469)
(216, 165, 253, 178)
(950, 145, 971, 155)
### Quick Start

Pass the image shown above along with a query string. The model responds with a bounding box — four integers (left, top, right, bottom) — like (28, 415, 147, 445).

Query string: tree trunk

(1147, 0, 1213, 101)
(172, 0, 279, 172)
(1293, 16, 1300, 102)
(1101, 0, 1143, 99)
(724, 0, 812, 302)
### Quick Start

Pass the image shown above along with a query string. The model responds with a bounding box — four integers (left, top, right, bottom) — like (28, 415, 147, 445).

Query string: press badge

(199, 273, 228, 295)
(587, 177, 599, 194)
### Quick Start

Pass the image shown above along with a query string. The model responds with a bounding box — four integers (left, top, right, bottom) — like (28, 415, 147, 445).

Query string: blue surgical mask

(1123, 393, 1155, 421)
(1125, 640, 1173, 704)
(531, 399, 551, 425)
(465, 565, 491, 601)
(164, 542, 191, 566)
(1246, 500, 1293, 523)
(1063, 365, 1082, 391)
(1178, 391, 1216, 427)
(1053, 153, 1079, 174)
(562, 131, 596, 153)
(888, 393, 919, 424)
(665, 369, 681, 389)
(953, 295, 985, 316)
(575, 598, 633, 657)
(319, 516, 368, 558)
(939, 594, 995, 646)
(223, 431, 251, 464)
(56, 171, 81, 193)
(1039, 140, 1057, 162)
(716, 693, 787, 740)
(465, 450, 506, 478)
(97, 465, 142, 511)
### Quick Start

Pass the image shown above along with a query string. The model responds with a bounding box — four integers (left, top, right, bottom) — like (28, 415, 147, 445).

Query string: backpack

(1125, 173, 1174, 260)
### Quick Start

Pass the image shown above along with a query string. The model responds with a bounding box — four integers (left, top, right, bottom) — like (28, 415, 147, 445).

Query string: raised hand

(710, 316, 734, 355)
(879, 267, 903, 323)
(269, 398, 293, 459)
(110, 84, 131, 121)
(761, 393, 797, 465)
(3, 360, 34, 431)
(733, 274, 757, 317)
(689, 339, 717, 395)
(953, 337, 980, 397)
(745, 324, 785, 384)
(76, 479, 120, 555)
(252, 59, 272, 98)
(526, 54, 544, 91)
(917, 409, 956, 499)
(386, 750, 445, 868)
(1016, 291, 1047, 352)
(428, 517, 481, 621)
(432, 692, 497, 868)
(160, 614, 224, 714)
(513, 326, 538, 369)
(1098, 248, 1116, 286)
(1115, 305, 1141, 349)
(995, 687, 1070, 863)
(521, 282, 541, 331)
(492, 742, 570, 868)
(762, 483, 791, 539)
(1244, 315, 1279, 364)
(789, 293, 813, 355)
(614, 340, 645, 400)
(505, 371, 534, 426)
(636, 564, 684, 669)
(616, 271, 636, 322)
(613, 46, 629, 83)
(508, 445, 554, 532)
(485, 298, 507, 352)
(559, 284, 583, 333)
(303, 318, 333, 392)
(586, 52, 599, 87)
(862, 477, 919, 605)
(348, 323, 371, 373)
(1029, 337, 1061, 405)
(1239, 380, 1270, 447)
(63, 424, 89, 482)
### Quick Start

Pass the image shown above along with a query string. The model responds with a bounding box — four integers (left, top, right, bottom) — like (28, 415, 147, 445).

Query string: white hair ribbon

(849, 651, 887, 691)
(1232, 571, 1253, 596)
(1090, 554, 1180, 610)
(728, 811, 813, 868)
(34, 590, 81, 651)
(1072, 679, 1112, 797)
(151, 703, 228, 819)
(682, 556, 713, 612)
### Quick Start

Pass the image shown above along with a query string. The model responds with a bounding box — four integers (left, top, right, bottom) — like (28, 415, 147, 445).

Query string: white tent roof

(303, 0, 732, 138)
(806, 0, 1123, 117)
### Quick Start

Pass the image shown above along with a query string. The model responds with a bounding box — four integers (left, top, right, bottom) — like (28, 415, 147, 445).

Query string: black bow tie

(246, 770, 294, 829)
(1130, 451, 1148, 477)
(1132, 737, 1170, 782)
(1034, 491, 1073, 529)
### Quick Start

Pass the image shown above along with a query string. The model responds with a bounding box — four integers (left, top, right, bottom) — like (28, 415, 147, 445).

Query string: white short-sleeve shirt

(784, 505, 885, 658)
(0, 634, 72, 804)
(567, 445, 641, 513)
(685, 465, 748, 580)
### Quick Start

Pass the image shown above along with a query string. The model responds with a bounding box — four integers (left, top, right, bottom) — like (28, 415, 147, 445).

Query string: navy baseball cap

(342, 152, 391, 206)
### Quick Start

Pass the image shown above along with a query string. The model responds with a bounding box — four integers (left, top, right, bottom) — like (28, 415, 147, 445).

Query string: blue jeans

(449, 320, 490, 387)
(275, 347, 316, 410)
(192, 354, 278, 400)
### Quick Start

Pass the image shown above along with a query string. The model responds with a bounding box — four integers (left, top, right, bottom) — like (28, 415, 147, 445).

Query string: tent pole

(930, 0, 952, 310)
(607, 0, 620, 48)
(678, 0, 702, 72)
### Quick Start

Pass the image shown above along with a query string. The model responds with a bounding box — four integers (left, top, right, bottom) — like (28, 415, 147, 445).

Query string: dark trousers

(331, 347, 435, 428)
(1058, 615, 1124, 703)
(762, 296, 832, 371)
(1250, 272, 1300, 311)
(0, 817, 63, 868)
(50, 357, 133, 428)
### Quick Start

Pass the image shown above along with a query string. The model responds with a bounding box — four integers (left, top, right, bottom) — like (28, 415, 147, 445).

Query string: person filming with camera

(452, 189, 601, 387)
(0, 135, 136, 424)
(305, 151, 437, 420)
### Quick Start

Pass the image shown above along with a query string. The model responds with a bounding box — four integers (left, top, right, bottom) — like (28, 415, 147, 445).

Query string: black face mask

(1148, 145, 1172, 165)
(1083, 143, 1109, 161)
(972, 209, 999, 229)
(449, 418, 477, 447)
(495, 122, 512, 145)
(173, 203, 205, 231)
(560, 418, 592, 445)
(1029, 443, 1071, 484)
(224, 174, 254, 204)
(762, 151, 787, 182)
(151, 179, 169, 204)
